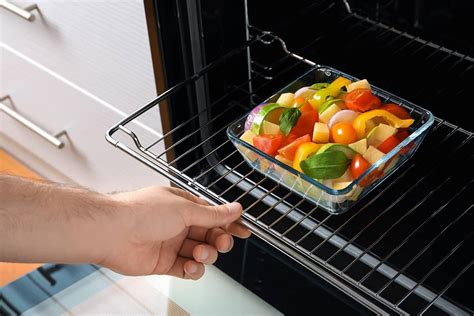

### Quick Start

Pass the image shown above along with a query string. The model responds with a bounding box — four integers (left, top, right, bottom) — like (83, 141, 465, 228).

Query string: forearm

(0, 175, 122, 264)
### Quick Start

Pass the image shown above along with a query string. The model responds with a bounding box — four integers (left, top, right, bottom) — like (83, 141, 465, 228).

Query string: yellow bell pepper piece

(293, 142, 324, 172)
(328, 77, 352, 95)
(352, 109, 415, 139)
(311, 76, 351, 109)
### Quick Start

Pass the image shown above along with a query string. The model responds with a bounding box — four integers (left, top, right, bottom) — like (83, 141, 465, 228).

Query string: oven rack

(106, 22, 473, 315)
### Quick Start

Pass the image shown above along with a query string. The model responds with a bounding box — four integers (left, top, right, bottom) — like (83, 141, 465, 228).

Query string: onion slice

(328, 110, 360, 129)
(294, 86, 315, 99)
(245, 104, 264, 130)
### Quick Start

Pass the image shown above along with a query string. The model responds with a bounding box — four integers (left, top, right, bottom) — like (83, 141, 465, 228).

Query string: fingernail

(200, 248, 209, 260)
(187, 263, 198, 274)
(227, 202, 242, 214)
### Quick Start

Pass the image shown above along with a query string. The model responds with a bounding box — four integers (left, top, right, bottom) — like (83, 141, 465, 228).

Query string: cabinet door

(0, 0, 162, 133)
(1, 46, 167, 192)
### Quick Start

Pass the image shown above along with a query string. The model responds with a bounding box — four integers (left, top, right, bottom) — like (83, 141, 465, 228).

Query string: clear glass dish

(227, 66, 435, 214)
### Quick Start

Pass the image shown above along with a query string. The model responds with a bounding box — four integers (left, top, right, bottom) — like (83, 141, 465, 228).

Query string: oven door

(104, 1, 473, 315)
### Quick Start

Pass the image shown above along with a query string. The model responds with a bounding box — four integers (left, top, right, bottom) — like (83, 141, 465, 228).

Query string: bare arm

(0, 175, 249, 279)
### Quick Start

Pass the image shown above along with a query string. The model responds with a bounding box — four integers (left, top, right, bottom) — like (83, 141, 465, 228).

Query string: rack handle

(0, 0, 37, 21)
(0, 99, 65, 148)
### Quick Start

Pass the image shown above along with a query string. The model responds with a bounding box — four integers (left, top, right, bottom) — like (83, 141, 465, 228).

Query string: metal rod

(205, 160, 247, 189)
(0, 0, 36, 21)
(267, 197, 308, 229)
(281, 205, 320, 237)
(153, 101, 241, 159)
(233, 175, 271, 203)
(377, 205, 473, 296)
(167, 114, 242, 165)
(351, 13, 474, 62)
(240, 183, 281, 213)
(356, 180, 472, 282)
(216, 168, 257, 197)
(309, 164, 416, 255)
(327, 176, 452, 266)
(296, 119, 448, 249)
(419, 261, 474, 315)
(395, 232, 472, 306)
(255, 190, 294, 221)
(294, 213, 333, 245)
(193, 150, 239, 181)
(181, 139, 232, 174)
(145, 78, 253, 151)
(0, 100, 65, 148)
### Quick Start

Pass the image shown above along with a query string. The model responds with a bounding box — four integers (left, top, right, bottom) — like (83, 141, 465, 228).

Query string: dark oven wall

(156, 0, 473, 133)
(149, 0, 473, 315)
(247, 0, 474, 131)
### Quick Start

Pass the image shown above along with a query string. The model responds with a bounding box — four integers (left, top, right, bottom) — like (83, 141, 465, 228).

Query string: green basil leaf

(279, 108, 301, 136)
(300, 151, 350, 179)
(310, 82, 330, 90)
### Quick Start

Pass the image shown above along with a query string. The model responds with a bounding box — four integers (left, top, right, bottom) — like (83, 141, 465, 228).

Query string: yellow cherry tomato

(331, 122, 358, 145)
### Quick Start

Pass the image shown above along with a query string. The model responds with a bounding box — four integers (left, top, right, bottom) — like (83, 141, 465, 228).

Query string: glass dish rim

(227, 65, 435, 196)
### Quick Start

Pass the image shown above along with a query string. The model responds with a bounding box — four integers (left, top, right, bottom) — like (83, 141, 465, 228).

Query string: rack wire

(107, 8, 473, 315)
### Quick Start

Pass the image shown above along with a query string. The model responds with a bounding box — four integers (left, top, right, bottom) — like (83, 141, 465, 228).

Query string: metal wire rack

(106, 11, 473, 315)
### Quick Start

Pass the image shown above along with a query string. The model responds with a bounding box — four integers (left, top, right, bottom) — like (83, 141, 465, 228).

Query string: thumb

(185, 202, 242, 228)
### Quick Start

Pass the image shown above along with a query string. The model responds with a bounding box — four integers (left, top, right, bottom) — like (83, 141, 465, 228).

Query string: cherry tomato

(291, 110, 319, 136)
(253, 134, 284, 156)
(381, 103, 411, 119)
(277, 134, 311, 160)
(350, 154, 370, 180)
(343, 89, 382, 112)
(293, 97, 314, 113)
(331, 122, 358, 144)
(377, 135, 401, 154)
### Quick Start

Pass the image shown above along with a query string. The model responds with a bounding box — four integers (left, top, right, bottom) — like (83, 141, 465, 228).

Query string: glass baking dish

(227, 66, 435, 214)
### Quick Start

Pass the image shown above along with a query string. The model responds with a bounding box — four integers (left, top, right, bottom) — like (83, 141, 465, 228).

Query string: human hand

(98, 186, 250, 279)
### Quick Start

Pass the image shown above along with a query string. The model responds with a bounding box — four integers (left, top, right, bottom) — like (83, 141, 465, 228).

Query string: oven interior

(106, 0, 473, 314)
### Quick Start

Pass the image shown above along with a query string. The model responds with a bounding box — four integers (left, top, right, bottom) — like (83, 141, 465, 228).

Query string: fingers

(188, 222, 250, 242)
(188, 227, 233, 253)
(224, 222, 252, 239)
(205, 228, 234, 253)
(179, 239, 218, 264)
(215, 233, 234, 253)
(167, 188, 248, 236)
(163, 256, 205, 280)
(167, 187, 209, 206)
(183, 202, 242, 228)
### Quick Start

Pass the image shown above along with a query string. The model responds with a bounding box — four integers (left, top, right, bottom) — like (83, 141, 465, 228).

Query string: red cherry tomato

(291, 110, 319, 136)
(381, 103, 412, 119)
(277, 134, 311, 160)
(331, 122, 358, 144)
(350, 154, 370, 180)
(343, 89, 382, 112)
(377, 135, 401, 154)
(253, 134, 284, 156)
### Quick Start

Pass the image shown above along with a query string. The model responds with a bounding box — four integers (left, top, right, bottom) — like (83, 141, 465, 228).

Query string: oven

(103, 0, 474, 314)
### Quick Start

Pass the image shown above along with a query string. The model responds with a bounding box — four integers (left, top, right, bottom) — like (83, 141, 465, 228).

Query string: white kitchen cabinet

(0, 45, 167, 192)
(0, 0, 162, 133)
